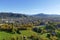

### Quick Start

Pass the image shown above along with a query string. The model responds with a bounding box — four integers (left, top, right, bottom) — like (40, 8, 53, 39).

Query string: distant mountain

(0, 12, 28, 18)
(33, 13, 48, 17)
(32, 13, 60, 18)
(0, 12, 60, 18)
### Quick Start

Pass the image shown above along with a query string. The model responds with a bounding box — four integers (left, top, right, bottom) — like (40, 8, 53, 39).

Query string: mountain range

(0, 12, 60, 18)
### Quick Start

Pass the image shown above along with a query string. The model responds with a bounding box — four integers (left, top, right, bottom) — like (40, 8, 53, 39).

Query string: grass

(0, 30, 37, 40)
(0, 31, 21, 40)
(20, 30, 37, 36)
(0, 28, 60, 40)
(0, 31, 12, 40)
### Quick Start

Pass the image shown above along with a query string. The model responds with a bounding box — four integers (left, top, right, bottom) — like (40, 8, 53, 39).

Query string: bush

(16, 29, 21, 34)
(33, 27, 42, 33)
(46, 34, 50, 38)
(11, 36, 16, 40)
(29, 35, 39, 40)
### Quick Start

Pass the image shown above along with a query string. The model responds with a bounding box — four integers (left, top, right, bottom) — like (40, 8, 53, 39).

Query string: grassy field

(0, 30, 38, 40)
(0, 31, 20, 40)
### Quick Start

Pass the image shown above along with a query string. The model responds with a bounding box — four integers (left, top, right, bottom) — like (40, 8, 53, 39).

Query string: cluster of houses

(0, 18, 15, 24)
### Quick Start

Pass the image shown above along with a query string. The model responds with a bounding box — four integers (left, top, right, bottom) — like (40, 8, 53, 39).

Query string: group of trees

(0, 21, 38, 33)
(45, 21, 60, 40)
(0, 19, 44, 33)
(32, 21, 60, 40)
(0, 23, 20, 34)
(33, 27, 42, 33)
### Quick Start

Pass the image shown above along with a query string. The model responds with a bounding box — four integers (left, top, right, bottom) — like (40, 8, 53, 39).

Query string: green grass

(20, 30, 37, 36)
(0, 30, 37, 40)
(0, 31, 21, 40)
(0, 31, 12, 40)
(0, 29, 60, 40)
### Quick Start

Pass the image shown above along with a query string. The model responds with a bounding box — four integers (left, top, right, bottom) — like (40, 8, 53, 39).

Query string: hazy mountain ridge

(33, 13, 60, 17)
(0, 12, 28, 18)
(0, 12, 60, 18)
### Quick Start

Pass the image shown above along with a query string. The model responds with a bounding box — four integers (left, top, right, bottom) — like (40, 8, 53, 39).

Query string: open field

(0, 30, 38, 40)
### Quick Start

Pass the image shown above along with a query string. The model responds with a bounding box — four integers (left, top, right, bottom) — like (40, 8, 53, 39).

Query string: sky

(0, 0, 60, 15)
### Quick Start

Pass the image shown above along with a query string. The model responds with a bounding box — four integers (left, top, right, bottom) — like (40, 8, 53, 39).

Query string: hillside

(0, 12, 28, 18)
(33, 13, 60, 18)
(0, 12, 60, 19)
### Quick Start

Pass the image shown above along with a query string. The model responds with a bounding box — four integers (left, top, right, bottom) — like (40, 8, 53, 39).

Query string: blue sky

(0, 0, 60, 15)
